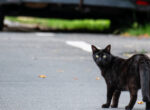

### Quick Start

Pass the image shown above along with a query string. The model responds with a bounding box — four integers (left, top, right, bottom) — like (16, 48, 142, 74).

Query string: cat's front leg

(102, 86, 115, 108)
(111, 90, 121, 108)
(125, 88, 138, 110)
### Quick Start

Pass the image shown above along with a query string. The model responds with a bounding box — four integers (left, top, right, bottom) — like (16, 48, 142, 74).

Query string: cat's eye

(96, 55, 99, 58)
(103, 55, 107, 59)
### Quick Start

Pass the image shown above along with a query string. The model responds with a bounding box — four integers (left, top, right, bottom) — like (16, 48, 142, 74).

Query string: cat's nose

(97, 58, 101, 62)
(98, 58, 101, 62)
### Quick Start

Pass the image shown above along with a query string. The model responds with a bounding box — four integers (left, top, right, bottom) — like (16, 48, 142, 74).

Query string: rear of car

(0, 0, 150, 31)
(136, 0, 150, 11)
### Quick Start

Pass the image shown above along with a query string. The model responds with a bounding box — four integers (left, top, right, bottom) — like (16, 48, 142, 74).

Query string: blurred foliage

(123, 22, 150, 37)
(6, 16, 111, 31)
(6, 16, 150, 37)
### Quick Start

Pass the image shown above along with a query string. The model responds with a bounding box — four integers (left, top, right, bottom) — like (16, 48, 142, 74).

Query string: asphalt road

(0, 32, 150, 110)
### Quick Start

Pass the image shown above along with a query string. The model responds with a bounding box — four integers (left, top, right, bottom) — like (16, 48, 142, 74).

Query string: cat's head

(91, 45, 112, 67)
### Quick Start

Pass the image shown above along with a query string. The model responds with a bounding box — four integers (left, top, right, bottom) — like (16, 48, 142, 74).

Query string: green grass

(123, 22, 150, 36)
(6, 16, 150, 36)
(5, 16, 111, 31)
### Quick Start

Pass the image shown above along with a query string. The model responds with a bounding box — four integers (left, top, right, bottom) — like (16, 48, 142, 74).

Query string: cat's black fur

(91, 45, 150, 110)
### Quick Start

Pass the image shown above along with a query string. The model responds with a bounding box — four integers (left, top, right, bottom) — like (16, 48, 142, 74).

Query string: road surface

(0, 32, 149, 110)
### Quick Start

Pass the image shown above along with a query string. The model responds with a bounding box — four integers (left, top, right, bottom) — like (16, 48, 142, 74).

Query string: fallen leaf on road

(137, 101, 144, 104)
(139, 34, 149, 38)
(73, 77, 78, 80)
(57, 70, 64, 73)
(122, 32, 130, 37)
(96, 77, 100, 80)
(39, 75, 47, 78)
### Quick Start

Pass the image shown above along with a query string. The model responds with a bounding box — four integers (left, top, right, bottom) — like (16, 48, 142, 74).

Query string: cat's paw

(111, 104, 118, 108)
(125, 105, 132, 110)
(102, 103, 110, 108)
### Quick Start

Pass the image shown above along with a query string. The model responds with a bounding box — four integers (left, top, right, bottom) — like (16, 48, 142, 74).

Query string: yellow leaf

(144, 34, 149, 37)
(137, 101, 144, 104)
(39, 75, 46, 78)
(139, 34, 149, 38)
(122, 32, 130, 37)
(57, 70, 64, 73)
(73, 77, 78, 80)
(96, 77, 100, 80)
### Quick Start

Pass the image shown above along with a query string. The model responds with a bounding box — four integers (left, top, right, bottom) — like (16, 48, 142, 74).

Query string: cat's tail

(139, 62, 150, 102)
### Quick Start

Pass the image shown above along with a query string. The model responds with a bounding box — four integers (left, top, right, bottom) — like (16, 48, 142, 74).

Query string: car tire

(0, 6, 5, 31)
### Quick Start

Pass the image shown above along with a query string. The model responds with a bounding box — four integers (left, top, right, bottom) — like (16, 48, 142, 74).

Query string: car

(0, 0, 150, 31)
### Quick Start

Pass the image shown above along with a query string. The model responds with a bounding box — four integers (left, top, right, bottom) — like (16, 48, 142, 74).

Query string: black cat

(91, 44, 150, 110)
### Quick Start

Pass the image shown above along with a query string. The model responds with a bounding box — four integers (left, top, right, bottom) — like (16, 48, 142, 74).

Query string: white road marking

(35, 32, 55, 37)
(66, 41, 93, 52)
(35, 33, 100, 53)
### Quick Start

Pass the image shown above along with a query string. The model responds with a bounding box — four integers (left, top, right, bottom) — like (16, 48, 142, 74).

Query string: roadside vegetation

(5, 16, 150, 37)
(121, 22, 150, 37)
(5, 16, 110, 32)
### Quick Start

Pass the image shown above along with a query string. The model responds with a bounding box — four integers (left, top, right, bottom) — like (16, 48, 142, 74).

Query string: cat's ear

(104, 44, 111, 53)
(91, 45, 99, 53)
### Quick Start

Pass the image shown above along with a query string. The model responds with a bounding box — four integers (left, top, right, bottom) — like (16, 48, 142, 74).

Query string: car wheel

(0, 6, 5, 31)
